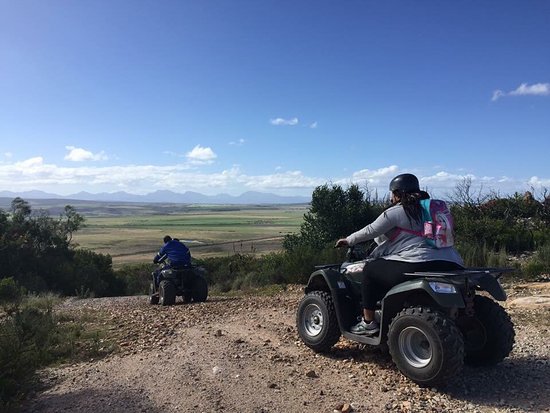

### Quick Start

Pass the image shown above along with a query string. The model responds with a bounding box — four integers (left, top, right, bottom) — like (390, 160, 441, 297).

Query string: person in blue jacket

(153, 235, 192, 286)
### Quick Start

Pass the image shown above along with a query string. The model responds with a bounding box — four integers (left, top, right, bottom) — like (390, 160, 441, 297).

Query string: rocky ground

(23, 282, 550, 413)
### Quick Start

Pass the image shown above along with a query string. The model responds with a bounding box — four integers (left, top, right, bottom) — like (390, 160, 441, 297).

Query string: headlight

(345, 263, 365, 274)
(429, 282, 457, 294)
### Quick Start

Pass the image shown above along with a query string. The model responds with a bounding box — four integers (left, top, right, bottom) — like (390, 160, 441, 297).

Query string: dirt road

(24, 283, 550, 413)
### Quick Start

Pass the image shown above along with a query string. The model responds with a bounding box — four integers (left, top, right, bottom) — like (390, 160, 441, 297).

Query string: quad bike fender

(384, 279, 466, 314)
(304, 269, 354, 333)
(472, 273, 507, 301)
(304, 268, 345, 293)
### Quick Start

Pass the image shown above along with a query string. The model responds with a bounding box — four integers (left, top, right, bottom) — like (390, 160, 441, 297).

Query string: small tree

(284, 183, 385, 251)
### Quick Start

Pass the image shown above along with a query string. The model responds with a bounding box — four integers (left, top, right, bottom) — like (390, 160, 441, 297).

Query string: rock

(305, 370, 318, 378)
(509, 296, 550, 309)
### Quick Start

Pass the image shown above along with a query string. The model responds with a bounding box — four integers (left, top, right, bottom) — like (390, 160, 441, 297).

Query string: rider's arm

(345, 206, 400, 246)
(153, 244, 168, 264)
(153, 253, 167, 264)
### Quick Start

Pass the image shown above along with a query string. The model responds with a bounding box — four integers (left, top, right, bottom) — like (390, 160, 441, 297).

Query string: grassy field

(71, 204, 307, 266)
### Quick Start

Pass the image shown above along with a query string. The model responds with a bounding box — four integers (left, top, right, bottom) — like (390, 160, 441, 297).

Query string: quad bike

(149, 264, 208, 306)
(296, 245, 515, 386)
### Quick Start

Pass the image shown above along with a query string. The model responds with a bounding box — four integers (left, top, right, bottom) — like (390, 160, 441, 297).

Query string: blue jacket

(153, 240, 191, 266)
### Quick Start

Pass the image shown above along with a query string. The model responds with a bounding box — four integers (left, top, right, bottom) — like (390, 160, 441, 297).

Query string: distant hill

(0, 189, 311, 205)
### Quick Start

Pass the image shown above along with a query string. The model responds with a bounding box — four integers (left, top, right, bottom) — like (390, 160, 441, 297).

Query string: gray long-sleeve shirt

(345, 204, 463, 264)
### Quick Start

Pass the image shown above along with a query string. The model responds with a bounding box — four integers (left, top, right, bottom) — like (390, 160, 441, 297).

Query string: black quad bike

(149, 265, 208, 306)
(296, 246, 515, 386)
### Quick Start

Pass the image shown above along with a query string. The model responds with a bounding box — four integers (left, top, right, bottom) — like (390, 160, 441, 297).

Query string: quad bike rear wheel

(192, 275, 208, 302)
(459, 295, 515, 366)
(296, 291, 341, 353)
(159, 280, 176, 306)
(388, 306, 464, 387)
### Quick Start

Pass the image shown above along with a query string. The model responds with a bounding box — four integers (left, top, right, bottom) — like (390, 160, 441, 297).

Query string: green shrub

(114, 263, 155, 295)
(455, 242, 508, 268)
(0, 278, 24, 310)
(0, 294, 114, 408)
(522, 244, 550, 278)
(198, 245, 344, 292)
(0, 306, 56, 405)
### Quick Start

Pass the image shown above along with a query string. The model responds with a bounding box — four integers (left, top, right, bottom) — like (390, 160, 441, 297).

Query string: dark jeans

(361, 259, 463, 310)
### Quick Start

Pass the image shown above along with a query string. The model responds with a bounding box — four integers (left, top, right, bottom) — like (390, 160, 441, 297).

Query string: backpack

(397, 199, 455, 248)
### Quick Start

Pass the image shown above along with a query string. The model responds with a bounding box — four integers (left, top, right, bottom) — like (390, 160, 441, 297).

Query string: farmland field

(70, 203, 307, 266)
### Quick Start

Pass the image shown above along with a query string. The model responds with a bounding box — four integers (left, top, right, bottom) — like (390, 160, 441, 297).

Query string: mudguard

(385, 279, 466, 308)
(304, 268, 360, 338)
(471, 273, 507, 301)
(304, 268, 345, 293)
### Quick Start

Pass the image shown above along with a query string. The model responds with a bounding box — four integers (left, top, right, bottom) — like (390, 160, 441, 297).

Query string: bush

(198, 245, 345, 293)
(522, 244, 550, 278)
(0, 198, 127, 298)
(284, 184, 385, 251)
(114, 263, 155, 295)
(0, 292, 113, 408)
(450, 183, 549, 253)
(0, 278, 24, 311)
(456, 242, 509, 268)
(0, 306, 56, 405)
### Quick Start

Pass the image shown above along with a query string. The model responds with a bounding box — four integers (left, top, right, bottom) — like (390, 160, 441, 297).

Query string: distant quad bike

(149, 265, 208, 306)
(296, 246, 515, 387)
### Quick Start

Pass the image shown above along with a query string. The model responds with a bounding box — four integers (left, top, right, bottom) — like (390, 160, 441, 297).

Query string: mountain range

(0, 190, 311, 205)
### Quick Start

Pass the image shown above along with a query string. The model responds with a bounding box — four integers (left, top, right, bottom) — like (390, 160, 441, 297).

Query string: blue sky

(1, 1, 549, 198)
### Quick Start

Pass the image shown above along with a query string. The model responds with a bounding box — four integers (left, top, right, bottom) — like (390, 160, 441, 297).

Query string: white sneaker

(350, 319, 379, 335)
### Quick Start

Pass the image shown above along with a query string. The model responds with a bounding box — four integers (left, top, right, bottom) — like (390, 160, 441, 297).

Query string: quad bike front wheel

(388, 306, 464, 387)
(149, 282, 159, 305)
(459, 295, 515, 366)
(159, 280, 176, 306)
(296, 291, 341, 353)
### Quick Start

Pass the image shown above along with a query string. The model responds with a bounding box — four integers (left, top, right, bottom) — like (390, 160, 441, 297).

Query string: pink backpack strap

(389, 227, 423, 242)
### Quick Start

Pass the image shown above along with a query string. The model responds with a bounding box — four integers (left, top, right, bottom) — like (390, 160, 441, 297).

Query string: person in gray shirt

(335, 173, 464, 335)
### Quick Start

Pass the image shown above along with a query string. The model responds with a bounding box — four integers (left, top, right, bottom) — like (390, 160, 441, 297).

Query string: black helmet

(389, 173, 420, 193)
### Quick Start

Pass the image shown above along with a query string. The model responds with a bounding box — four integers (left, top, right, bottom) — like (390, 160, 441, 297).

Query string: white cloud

(510, 83, 550, 97)
(528, 176, 550, 188)
(309, 121, 318, 129)
(270, 117, 299, 126)
(491, 90, 505, 102)
(229, 139, 245, 146)
(163, 150, 181, 157)
(185, 145, 217, 164)
(64, 146, 108, 162)
(492, 82, 550, 101)
(345, 165, 399, 188)
(4, 152, 13, 159)
(0, 156, 547, 198)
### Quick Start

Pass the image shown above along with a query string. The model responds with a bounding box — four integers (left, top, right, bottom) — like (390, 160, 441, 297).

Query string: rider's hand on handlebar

(335, 238, 349, 248)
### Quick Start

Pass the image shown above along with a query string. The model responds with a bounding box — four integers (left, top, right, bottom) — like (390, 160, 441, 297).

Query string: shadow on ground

(318, 344, 549, 411)
(445, 356, 550, 411)
(22, 385, 162, 413)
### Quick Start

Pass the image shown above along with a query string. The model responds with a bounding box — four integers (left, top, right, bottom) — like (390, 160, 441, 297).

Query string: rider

(153, 235, 192, 286)
(335, 173, 464, 335)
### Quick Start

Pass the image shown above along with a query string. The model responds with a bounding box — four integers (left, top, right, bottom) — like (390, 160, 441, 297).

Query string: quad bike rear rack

(404, 267, 515, 279)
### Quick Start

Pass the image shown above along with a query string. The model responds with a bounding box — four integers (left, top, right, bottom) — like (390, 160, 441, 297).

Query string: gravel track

(23, 283, 550, 413)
